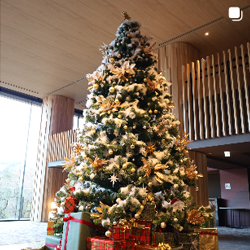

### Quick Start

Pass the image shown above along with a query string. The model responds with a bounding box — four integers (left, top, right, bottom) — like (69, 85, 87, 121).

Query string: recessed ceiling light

(224, 151, 230, 157)
(204, 32, 209, 36)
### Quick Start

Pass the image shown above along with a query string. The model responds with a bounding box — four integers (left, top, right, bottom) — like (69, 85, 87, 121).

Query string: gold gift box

(47, 221, 54, 235)
(194, 228, 219, 250)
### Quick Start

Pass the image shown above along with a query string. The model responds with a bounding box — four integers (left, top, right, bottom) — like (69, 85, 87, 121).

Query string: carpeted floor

(0, 221, 250, 249)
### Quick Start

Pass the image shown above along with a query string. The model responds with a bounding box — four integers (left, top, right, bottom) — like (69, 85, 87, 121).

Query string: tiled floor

(0, 221, 250, 249)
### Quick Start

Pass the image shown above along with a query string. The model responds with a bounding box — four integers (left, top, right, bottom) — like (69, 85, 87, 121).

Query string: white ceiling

(1, 0, 250, 110)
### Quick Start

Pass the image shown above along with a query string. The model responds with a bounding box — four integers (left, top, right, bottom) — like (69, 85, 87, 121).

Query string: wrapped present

(131, 221, 151, 245)
(64, 196, 79, 213)
(178, 233, 199, 250)
(151, 231, 178, 248)
(140, 203, 156, 221)
(110, 225, 130, 240)
(45, 235, 62, 250)
(194, 228, 218, 250)
(47, 221, 55, 235)
(61, 212, 106, 250)
(135, 243, 183, 249)
(86, 236, 134, 250)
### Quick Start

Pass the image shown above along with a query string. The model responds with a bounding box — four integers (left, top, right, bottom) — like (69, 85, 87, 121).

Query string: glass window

(0, 95, 41, 220)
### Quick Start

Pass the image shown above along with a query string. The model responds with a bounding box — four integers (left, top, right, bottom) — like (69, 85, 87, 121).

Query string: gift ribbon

(63, 213, 106, 250)
(198, 232, 218, 236)
(45, 242, 58, 247)
(47, 227, 54, 231)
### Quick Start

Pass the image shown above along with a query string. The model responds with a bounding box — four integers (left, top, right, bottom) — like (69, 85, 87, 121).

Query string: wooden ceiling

(1, 0, 250, 110)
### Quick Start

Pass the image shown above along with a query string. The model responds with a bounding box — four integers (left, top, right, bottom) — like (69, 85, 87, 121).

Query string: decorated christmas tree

(53, 14, 212, 241)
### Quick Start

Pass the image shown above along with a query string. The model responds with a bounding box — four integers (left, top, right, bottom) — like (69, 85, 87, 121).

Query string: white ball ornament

(109, 149, 113, 155)
(161, 222, 166, 228)
(109, 87, 115, 93)
(173, 218, 178, 223)
(134, 213, 140, 219)
(105, 230, 112, 237)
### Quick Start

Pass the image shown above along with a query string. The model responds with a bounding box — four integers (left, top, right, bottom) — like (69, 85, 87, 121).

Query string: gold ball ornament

(94, 84, 99, 90)
(66, 178, 71, 183)
(113, 221, 117, 226)
(122, 163, 128, 169)
(142, 200, 147, 205)
(133, 125, 136, 129)
(149, 110, 153, 114)
(109, 87, 115, 93)
(124, 125, 128, 130)
(118, 114, 122, 119)
(140, 205, 144, 210)
(109, 149, 113, 155)
(173, 184, 179, 189)
(105, 230, 112, 237)
(131, 167, 136, 173)
(130, 144, 135, 149)
(114, 99, 120, 104)
(134, 213, 140, 219)
(144, 78, 148, 82)
(161, 222, 166, 228)
(138, 176, 142, 181)
(117, 54, 121, 58)
(109, 58, 115, 63)
(127, 33, 131, 37)
(148, 182, 153, 187)
(78, 176, 84, 182)
(116, 198, 121, 203)
(154, 109, 158, 114)
(173, 218, 178, 223)
(162, 139, 166, 143)
(143, 125, 147, 129)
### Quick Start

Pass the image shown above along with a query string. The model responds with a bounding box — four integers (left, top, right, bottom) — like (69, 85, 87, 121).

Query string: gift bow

(157, 243, 171, 249)
(190, 239, 199, 250)
(63, 215, 72, 222)
(119, 218, 150, 229)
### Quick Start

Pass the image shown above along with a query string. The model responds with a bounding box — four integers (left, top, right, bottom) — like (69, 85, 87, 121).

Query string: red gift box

(131, 221, 151, 245)
(87, 236, 134, 250)
(64, 196, 79, 213)
(110, 225, 130, 240)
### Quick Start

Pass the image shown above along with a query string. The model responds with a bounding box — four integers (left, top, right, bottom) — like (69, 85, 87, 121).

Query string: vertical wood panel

(191, 62, 198, 140)
(235, 46, 245, 133)
(241, 44, 250, 132)
(196, 60, 204, 140)
(211, 55, 220, 137)
(223, 51, 232, 135)
(182, 65, 188, 133)
(207, 56, 215, 138)
(217, 53, 226, 136)
(201, 58, 209, 139)
(186, 63, 193, 140)
(228, 49, 239, 134)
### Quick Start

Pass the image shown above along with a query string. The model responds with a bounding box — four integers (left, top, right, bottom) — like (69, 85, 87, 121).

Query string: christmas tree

(53, 14, 212, 235)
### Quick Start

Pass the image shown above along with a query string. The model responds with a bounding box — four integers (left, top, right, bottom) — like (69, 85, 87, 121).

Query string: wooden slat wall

(41, 129, 78, 222)
(181, 42, 250, 140)
(31, 95, 75, 222)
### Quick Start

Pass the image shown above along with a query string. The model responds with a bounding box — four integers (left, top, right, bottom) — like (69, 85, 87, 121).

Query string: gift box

(131, 221, 151, 245)
(110, 225, 130, 240)
(61, 212, 106, 250)
(45, 235, 62, 250)
(194, 228, 219, 250)
(135, 244, 183, 250)
(140, 203, 156, 221)
(178, 233, 199, 250)
(64, 196, 79, 213)
(86, 236, 134, 250)
(151, 231, 178, 248)
(47, 221, 55, 235)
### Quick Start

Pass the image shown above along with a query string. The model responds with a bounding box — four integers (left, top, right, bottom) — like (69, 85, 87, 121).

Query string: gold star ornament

(121, 11, 131, 21)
